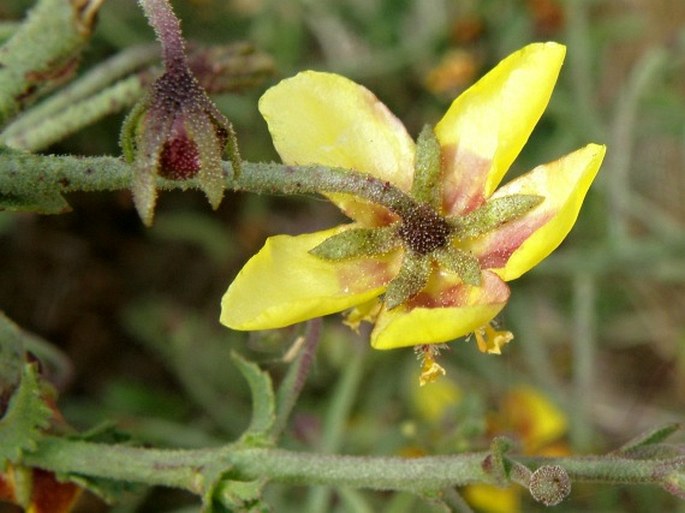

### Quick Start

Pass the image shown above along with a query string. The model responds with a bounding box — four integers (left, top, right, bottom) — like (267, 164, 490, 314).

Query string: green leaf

(0, 311, 25, 399)
(615, 423, 682, 455)
(0, 191, 70, 214)
(231, 352, 275, 444)
(204, 471, 270, 513)
(66, 474, 139, 505)
(0, 363, 52, 465)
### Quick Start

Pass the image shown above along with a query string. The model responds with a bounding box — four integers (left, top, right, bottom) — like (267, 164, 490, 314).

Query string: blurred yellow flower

(465, 386, 569, 513)
(498, 385, 567, 454)
(424, 49, 479, 95)
(412, 369, 463, 421)
(221, 42, 605, 353)
(464, 484, 521, 513)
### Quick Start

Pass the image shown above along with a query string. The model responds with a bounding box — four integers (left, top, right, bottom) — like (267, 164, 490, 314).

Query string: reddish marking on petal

(408, 269, 508, 308)
(30, 469, 81, 513)
(477, 210, 554, 269)
(408, 278, 469, 308)
(337, 258, 397, 295)
(441, 144, 491, 216)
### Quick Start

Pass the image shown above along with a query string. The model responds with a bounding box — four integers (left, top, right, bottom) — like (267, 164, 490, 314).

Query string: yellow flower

(221, 42, 605, 350)
(464, 386, 569, 513)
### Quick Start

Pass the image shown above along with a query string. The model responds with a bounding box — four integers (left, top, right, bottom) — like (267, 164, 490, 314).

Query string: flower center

(397, 204, 451, 255)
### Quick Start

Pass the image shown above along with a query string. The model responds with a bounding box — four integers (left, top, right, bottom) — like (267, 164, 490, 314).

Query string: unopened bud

(122, 0, 241, 225)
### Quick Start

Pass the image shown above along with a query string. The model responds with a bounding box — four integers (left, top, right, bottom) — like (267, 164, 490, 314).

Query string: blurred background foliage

(1, 0, 685, 511)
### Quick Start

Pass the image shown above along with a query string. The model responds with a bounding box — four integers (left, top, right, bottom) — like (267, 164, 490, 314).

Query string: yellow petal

(473, 143, 606, 281)
(220, 227, 399, 330)
(259, 71, 415, 224)
(370, 270, 510, 349)
(463, 484, 521, 513)
(501, 386, 567, 453)
(435, 42, 566, 215)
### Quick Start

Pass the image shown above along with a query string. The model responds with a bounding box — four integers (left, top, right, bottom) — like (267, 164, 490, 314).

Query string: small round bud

(529, 465, 571, 506)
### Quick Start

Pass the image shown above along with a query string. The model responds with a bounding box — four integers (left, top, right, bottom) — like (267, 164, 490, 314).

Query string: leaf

(0, 191, 71, 214)
(615, 423, 683, 455)
(0, 311, 25, 400)
(231, 352, 275, 444)
(203, 470, 270, 513)
(65, 473, 139, 505)
(0, 363, 52, 465)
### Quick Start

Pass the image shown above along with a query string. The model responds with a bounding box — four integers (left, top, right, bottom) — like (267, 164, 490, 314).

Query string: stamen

(473, 323, 513, 354)
(414, 344, 448, 386)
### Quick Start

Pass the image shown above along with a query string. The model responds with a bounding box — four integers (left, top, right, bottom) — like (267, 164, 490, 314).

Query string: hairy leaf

(0, 363, 52, 465)
(615, 423, 683, 455)
(231, 352, 275, 443)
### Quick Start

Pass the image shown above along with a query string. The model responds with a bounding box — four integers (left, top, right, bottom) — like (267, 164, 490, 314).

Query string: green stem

(0, 0, 104, 125)
(605, 48, 666, 245)
(570, 272, 597, 451)
(0, 153, 420, 218)
(442, 487, 475, 513)
(306, 344, 366, 513)
(0, 43, 273, 152)
(22, 436, 683, 495)
(0, 44, 159, 147)
(1, 75, 145, 151)
(24, 436, 490, 494)
(563, 0, 604, 141)
(272, 319, 322, 438)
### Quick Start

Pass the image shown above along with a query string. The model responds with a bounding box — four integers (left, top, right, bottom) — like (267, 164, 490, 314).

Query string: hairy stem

(0, 0, 104, 125)
(0, 44, 160, 148)
(0, 153, 420, 217)
(138, 0, 189, 71)
(22, 436, 683, 496)
(272, 319, 322, 438)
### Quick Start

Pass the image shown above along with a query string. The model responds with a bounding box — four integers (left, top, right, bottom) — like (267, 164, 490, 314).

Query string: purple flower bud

(121, 0, 241, 225)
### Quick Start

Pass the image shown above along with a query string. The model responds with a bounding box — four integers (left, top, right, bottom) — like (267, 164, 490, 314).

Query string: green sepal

(309, 226, 400, 261)
(451, 194, 544, 239)
(411, 125, 442, 209)
(384, 253, 431, 310)
(119, 94, 150, 164)
(434, 247, 482, 286)
(186, 111, 226, 210)
(0, 363, 52, 466)
(231, 352, 276, 445)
